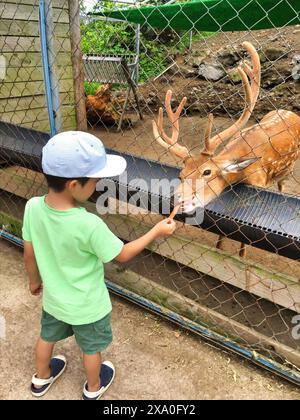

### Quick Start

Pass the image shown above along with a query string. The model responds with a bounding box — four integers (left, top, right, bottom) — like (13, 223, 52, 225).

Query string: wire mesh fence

(1, 0, 300, 383)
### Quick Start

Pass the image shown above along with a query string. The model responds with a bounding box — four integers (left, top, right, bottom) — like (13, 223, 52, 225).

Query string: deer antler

(204, 41, 261, 155)
(152, 90, 189, 159)
(203, 113, 215, 155)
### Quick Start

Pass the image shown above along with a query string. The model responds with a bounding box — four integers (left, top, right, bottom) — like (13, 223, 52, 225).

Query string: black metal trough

(0, 121, 299, 260)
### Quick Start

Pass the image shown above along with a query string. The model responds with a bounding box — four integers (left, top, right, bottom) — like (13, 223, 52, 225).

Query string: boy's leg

(74, 313, 115, 400)
(83, 352, 102, 392)
(82, 355, 115, 400)
(35, 337, 55, 382)
(31, 311, 70, 397)
(31, 337, 67, 396)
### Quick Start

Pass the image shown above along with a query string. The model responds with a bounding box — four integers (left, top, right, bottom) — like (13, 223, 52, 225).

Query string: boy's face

(67, 178, 99, 202)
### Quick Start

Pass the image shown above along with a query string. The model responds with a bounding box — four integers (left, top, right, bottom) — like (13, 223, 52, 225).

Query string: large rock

(218, 49, 242, 66)
(226, 68, 242, 84)
(191, 48, 211, 58)
(292, 55, 300, 66)
(261, 47, 288, 62)
(184, 56, 204, 68)
(261, 63, 292, 89)
(197, 62, 225, 81)
(184, 49, 212, 67)
(179, 65, 198, 78)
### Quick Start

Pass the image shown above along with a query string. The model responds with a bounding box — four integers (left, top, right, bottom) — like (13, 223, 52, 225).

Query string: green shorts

(40, 310, 113, 355)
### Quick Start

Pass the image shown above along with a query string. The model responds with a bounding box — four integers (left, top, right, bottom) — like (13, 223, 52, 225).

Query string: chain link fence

(1, 0, 300, 384)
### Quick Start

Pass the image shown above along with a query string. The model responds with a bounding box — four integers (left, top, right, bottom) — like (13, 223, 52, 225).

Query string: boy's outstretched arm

(115, 218, 176, 263)
(23, 241, 43, 296)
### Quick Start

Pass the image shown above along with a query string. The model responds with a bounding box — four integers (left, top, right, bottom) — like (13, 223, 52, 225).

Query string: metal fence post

(39, 0, 57, 136)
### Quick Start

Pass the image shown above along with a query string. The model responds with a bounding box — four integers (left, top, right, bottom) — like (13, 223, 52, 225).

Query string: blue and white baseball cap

(42, 131, 127, 178)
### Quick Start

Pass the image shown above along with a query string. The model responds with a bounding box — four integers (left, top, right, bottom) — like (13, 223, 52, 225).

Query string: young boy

(22, 131, 176, 400)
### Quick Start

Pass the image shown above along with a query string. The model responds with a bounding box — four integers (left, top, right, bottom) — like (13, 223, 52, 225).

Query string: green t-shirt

(22, 196, 123, 325)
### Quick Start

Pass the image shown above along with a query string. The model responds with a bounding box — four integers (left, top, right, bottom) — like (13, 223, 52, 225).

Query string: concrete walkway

(0, 240, 299, 400)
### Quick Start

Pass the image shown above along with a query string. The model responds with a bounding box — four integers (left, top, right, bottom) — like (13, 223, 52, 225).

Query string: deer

(152, 41, 300, 256)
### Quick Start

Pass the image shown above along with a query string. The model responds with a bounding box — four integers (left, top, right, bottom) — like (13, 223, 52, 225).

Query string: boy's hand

(153, 218, 176, 237)
(30, 282, 43, 296)
(116, 218, 176, 263)
(24, 241, 43, 296)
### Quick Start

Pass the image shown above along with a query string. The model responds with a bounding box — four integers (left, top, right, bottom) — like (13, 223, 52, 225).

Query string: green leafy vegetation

(84, 81, 102, 96)
(81, 1, 214, 94)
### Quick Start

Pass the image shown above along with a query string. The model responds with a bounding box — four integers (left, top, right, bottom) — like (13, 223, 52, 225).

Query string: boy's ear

(66, 179, 78, 190)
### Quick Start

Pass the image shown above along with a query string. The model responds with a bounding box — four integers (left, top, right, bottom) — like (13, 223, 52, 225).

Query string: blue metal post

(39, 0, 57, 136)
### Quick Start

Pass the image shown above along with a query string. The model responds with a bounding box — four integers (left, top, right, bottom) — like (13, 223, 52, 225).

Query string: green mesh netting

(92, 0, 300, 32)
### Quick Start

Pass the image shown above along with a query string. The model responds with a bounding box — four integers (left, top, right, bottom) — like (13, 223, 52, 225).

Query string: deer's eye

(203, 169, 212, 177)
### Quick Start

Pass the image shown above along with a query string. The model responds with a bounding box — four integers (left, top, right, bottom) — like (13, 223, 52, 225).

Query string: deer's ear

(220, 156, 261, 174)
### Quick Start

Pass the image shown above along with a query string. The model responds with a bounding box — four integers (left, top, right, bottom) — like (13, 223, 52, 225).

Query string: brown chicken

(85, 84, 131, 128)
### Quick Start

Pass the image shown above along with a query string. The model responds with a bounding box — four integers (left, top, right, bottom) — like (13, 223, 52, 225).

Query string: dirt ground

(90, 26, 300, 131)
(133, 26, 300, 118)
(0, 240, 299, 400)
